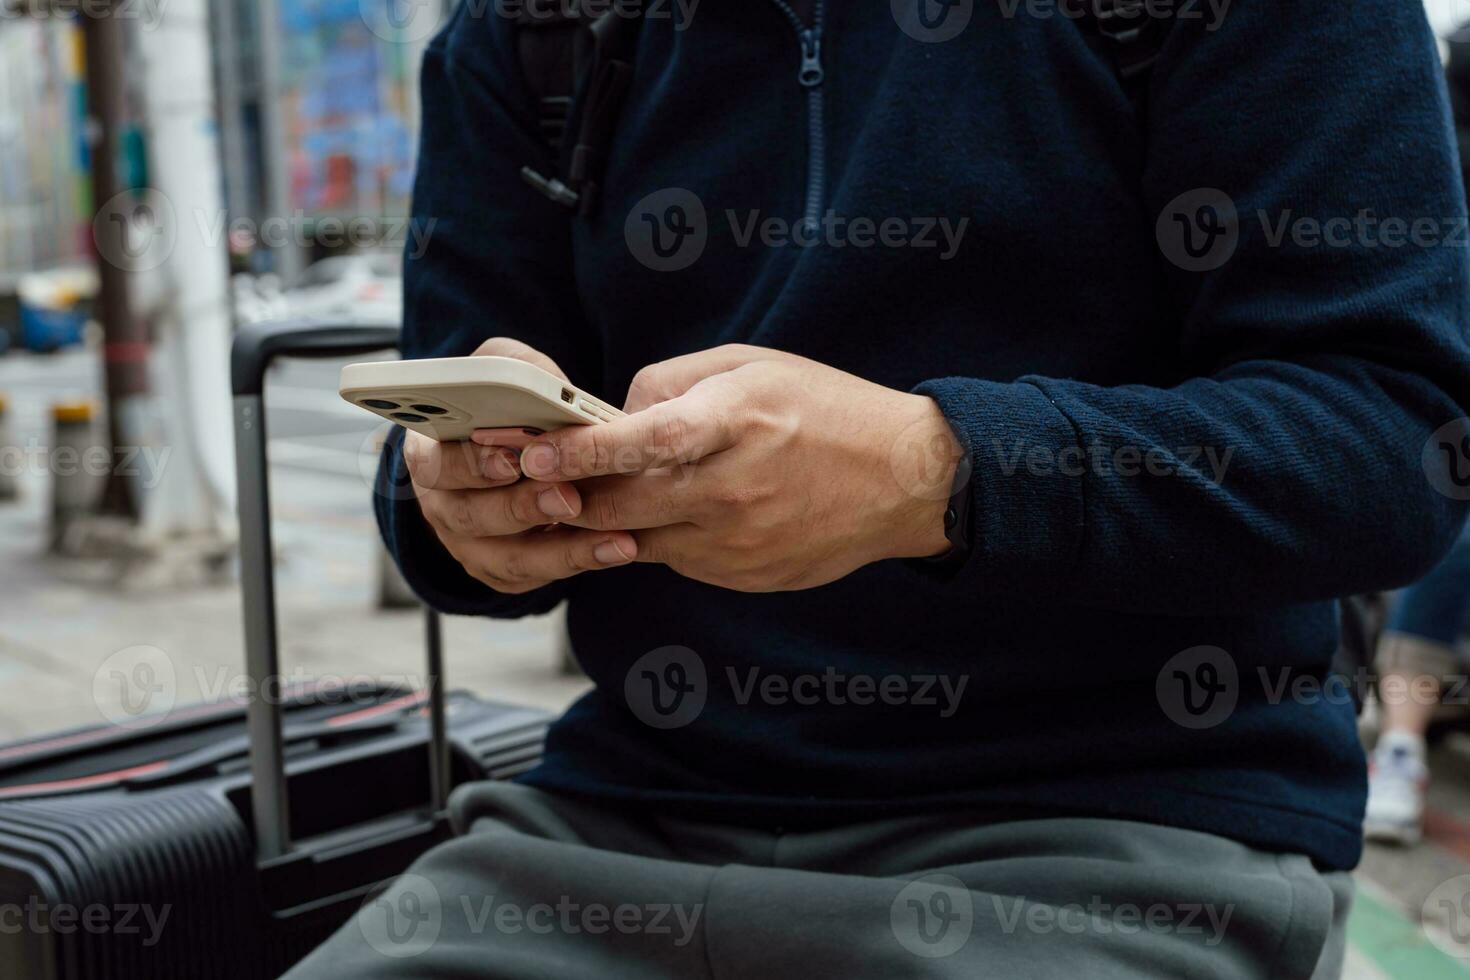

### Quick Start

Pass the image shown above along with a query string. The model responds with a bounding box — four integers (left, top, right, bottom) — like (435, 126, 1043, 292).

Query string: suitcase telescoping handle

(230, 320, 451, 863)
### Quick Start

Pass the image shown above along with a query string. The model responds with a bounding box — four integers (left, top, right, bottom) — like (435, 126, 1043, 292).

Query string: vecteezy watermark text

(93, 188, 438, 272)
(992, 439, 1235, 485)
(357, 874, 703, 959)
(623, 647, 971, 729)
(489, 0, 700, 24)
(0, 898, 170, 947)
(993, 0, 1231, 30)
(458, 896, 702, 946)
(728, 666, 968, 718)
(2, 0, 170, 29)
(893, 0, 1230, 45)
(193, 211, 437, 261)
(0, 438, 171, 489)
(94, 641, 442, 732)
(625, 187, 973, 272)
(364, 0, 701, 46)
(991, 895, 1235, 945)
(1157, 187, 1470, 273)
(726, 211, 970, 260)
(1156, 643, 1470, 732)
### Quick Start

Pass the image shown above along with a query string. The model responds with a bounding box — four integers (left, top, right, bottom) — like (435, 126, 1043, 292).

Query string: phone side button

(577, 399, 613, 423)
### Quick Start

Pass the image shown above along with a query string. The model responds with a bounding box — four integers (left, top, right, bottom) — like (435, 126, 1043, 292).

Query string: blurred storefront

(0, 17, 89, 348)
(0, 0, 444, 319)
(214, 0, 447, 280)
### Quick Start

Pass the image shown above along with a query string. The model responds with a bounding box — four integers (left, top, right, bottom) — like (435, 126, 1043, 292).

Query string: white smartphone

(339, 356, 624, 442)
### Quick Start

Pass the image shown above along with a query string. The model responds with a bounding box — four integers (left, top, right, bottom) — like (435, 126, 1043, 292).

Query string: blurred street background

(0, 0, 590, 738)
(0, 345, 587, 739)
(3, 1, 1470, 977)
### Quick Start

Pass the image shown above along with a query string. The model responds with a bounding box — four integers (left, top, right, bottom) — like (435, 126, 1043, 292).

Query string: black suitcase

(0, 321, 551, 979)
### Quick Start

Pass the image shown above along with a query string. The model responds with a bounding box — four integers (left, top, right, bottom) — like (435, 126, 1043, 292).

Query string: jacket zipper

(766, 0, 826, 237)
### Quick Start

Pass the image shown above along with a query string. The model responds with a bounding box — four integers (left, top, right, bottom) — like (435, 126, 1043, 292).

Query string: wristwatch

(925, 447, 973, 571)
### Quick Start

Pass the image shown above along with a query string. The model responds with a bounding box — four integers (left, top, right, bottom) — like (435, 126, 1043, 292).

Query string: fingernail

(522, 443, 559, 479)
(594, 540, 632, 565)
(482, 450, 519, 481)
(538, 486, 575, 519)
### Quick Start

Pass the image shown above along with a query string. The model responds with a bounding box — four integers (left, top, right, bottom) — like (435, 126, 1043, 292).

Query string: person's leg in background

(1366, 524, 1470, 844)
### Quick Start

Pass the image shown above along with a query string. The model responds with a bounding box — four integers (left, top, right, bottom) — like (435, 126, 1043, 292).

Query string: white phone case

(339, 356, 625, 442)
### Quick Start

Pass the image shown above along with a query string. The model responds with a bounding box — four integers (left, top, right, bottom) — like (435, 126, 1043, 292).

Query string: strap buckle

(1090, 0, 1167, 80)
(520, 167, 581, 209)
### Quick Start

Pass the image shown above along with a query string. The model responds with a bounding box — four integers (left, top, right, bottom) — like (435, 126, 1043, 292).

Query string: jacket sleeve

(917, 0, 1470, 614)
(375, 6, 597, 618)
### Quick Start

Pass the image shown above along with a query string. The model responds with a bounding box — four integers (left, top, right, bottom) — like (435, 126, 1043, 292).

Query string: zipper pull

(798, 28, 824, 87)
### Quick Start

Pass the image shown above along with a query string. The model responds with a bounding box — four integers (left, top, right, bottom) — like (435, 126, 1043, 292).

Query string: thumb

(624, 344, 787, 414)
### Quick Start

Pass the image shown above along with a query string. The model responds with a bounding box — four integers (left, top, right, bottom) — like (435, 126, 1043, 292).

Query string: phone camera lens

(392, 412, 429, 423)
(410, 404, 449, 415)
(363, 399, 400, 410)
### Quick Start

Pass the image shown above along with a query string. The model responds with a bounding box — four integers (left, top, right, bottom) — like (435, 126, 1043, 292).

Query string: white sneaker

(1364, 731, 1428, 846)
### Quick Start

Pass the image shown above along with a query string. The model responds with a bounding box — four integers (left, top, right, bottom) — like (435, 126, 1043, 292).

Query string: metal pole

(81, 1, 148, 521)
(210, 0, 251, 261)
(253, 0, 302, 282)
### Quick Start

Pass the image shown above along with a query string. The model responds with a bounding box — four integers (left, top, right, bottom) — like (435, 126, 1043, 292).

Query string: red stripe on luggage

(0, 761, 169, 799)
(325, 691, 427, 728)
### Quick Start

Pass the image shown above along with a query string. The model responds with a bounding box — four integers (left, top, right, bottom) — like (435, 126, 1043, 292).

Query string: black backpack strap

(515, 0, 587, 155)
(516, 0, 642, 217)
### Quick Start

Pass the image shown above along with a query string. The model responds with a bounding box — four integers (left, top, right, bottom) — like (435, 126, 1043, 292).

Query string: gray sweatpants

(285, 782, 1352, 979)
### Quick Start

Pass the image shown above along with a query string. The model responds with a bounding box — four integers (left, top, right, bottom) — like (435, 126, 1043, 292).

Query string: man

(290, 1, 1470, 976)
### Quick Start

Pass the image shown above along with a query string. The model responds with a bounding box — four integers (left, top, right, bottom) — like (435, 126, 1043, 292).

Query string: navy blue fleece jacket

(377, 0, 1470, 870)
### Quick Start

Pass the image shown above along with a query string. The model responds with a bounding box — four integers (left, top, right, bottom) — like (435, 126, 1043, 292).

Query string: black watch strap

(926, 449, 973, 570)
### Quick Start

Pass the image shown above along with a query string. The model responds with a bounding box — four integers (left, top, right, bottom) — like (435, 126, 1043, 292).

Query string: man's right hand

(403, 338, 637, 595)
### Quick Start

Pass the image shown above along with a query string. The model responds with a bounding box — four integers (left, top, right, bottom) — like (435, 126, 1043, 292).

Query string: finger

(519, 387, 736, 482)
(628, 524, 696, 567)
(563, 472, 697, 532)
(403, 431, 521, 490)
(471, 337, 569, 381)
(469, 427, 548, 450)
(452, 527, 638, 594)
(624, 344, 788, 414)
(421, 479, 583, 538)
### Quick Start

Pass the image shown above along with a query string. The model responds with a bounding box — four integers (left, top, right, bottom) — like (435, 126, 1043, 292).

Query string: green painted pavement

(1349, 885, 1470, 980)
